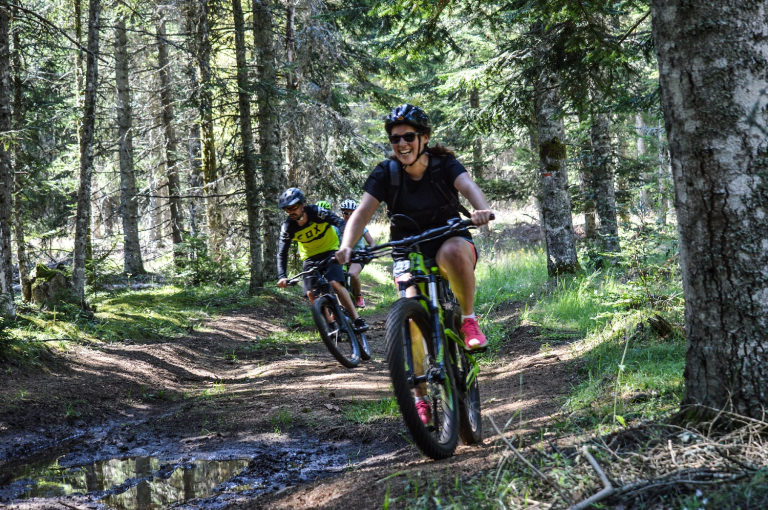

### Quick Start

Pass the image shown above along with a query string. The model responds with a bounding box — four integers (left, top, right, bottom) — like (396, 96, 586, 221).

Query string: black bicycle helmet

(384, 104, 432, 135)
(278, 187, 305, 208)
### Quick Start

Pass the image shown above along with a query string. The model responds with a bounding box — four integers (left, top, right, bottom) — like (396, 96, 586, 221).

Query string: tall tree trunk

(284, 0, 300, 186)
(590, 110, 620, 254)
(73, 0, 93, 269)
(253, 0, 284, 280)
(578, 137, 597, 241)
(11, 5, 30, 302)
(72, 0, 100, 305)
(534, 66, 580, 277)
(0, 3, 16, 318)
(196, 0, 222, 261)
(652, 1, 768, 420)
(657, 125, 669, 224)
(114, 17, 145, 275)
(156, 14, 184, 262)
(470, 87, 483, 180)
(182, 5, 203, 240)
(233, 0, 263, 291)
(636, 113, 650, 213)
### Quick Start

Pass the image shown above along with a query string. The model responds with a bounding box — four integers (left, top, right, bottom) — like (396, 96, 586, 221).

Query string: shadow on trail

(0, 298, 580, 509)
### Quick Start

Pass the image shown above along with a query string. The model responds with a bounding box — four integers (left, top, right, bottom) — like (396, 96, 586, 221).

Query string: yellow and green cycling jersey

(277, 204, 347, 279)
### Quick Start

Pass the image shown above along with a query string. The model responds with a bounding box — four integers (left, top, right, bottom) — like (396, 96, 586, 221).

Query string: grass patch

(343, 397, 399, 424)
(1, 284, 295, 363)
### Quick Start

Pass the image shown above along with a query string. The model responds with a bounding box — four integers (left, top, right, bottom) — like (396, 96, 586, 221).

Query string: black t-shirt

(363, 153, 469, 240)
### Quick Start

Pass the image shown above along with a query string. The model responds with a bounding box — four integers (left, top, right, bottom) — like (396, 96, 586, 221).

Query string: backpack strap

(428, 156, 473, 219)
(387, 156, 472, 219)
(387, 159, 402, 217)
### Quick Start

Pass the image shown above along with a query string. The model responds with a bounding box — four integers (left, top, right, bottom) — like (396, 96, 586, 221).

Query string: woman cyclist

(336, 104, 493, 348)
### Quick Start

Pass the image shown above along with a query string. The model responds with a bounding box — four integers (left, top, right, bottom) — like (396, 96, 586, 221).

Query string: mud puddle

(0, 435, 368, 509)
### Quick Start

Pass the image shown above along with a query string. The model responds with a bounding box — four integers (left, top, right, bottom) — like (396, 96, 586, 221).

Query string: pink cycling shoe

(461, 317, 488, 351)
(415, 399, 431, 425)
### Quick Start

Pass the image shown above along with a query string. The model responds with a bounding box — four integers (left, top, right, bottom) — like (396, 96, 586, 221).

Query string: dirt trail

(0, 293, 577, 509)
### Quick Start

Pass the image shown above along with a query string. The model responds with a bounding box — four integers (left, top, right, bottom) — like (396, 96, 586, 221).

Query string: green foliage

(477, 178, 529, 202)
(171, 235, 246, 286)
(271, 408, 293, 433)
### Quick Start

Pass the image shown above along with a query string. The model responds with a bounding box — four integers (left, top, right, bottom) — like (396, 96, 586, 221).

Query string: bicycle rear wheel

(312, 295, 361, 368)
(386, 298, 459, 459)
(447, 308, 482, 444)
(358, 331, 371, 361)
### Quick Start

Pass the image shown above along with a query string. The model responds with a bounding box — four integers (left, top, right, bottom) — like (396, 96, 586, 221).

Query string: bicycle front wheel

(312, 295, 361, 368)
(386, 298, 459, 460)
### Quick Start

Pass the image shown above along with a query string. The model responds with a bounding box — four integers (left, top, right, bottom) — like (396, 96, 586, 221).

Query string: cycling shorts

(302, 251, 345, 294)
(392, 235, 477, 281)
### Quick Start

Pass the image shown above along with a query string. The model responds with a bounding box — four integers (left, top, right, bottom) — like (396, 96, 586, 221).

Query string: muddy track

(0, 294, 578, 509)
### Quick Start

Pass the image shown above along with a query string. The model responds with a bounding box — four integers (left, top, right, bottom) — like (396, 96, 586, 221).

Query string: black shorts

(392, 235, 477, 279)
(302, 252, 345, 294)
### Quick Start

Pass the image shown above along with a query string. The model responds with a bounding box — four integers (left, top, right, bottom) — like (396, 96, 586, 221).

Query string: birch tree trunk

(233, 0, 263, 290)
(652, 0, 768, 420)
(534, 66, 580, 277)
(11, 5, 30, 302)
(72, 0, 100, 305)
(0, 3, 16, 318)
(156, 14, 184, 262)
(590, 111, 620, 254)
(253, 0, 284, 280)
(114, 17, 145, 275)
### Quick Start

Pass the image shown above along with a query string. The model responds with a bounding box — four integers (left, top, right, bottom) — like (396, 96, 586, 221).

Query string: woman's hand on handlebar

(277, 278, 290, 289)
(471, 209, 495, 226)
(335, 246, 352, 265)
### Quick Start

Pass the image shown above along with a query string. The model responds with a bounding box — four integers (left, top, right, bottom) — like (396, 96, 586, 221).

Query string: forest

(0, 0, 767, 509)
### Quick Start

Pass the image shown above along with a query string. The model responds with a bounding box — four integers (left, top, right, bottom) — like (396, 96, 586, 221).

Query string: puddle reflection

(14, 456, 249, 509)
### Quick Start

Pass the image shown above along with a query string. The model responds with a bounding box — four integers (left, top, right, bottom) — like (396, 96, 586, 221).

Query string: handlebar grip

(490, 213, 495, 221)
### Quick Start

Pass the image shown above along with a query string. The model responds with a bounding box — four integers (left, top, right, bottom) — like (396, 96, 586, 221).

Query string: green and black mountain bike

(286, 255, 371, 368)
(351, 217, 486, 459)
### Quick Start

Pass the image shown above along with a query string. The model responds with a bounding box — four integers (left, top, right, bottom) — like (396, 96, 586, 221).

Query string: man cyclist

(339, 199, 375, 308)
(276, 188, 367, 332)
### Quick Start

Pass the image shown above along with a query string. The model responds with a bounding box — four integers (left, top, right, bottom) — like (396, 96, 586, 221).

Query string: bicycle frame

(351, 217, 486, 387)
(396, 251, 450, 387)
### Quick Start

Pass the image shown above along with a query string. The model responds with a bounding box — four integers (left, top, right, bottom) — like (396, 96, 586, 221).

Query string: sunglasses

(388, 132, 421, 144)
(283, 203, 301, 213)
(341, 210, 352, 215)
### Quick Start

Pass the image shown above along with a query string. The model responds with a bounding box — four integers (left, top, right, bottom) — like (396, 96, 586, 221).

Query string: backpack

(386, 156, 472, 219)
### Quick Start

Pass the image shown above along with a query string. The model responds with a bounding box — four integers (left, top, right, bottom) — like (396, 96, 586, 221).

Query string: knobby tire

(386, 298, 459, 460)
(448, 310, 482, 444)
(312, 295, 361, 369)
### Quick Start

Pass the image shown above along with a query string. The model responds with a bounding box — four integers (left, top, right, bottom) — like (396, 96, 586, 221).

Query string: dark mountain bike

(351, 217, 486, 459)
(286, 255, 371, 368)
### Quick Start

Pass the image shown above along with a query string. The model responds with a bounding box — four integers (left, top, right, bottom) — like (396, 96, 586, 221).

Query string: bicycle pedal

(464, 345, 488, 354)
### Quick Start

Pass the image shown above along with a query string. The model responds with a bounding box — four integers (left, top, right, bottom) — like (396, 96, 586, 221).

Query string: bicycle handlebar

(284, 254, 338, 285)
(350, 215, 494, 265)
